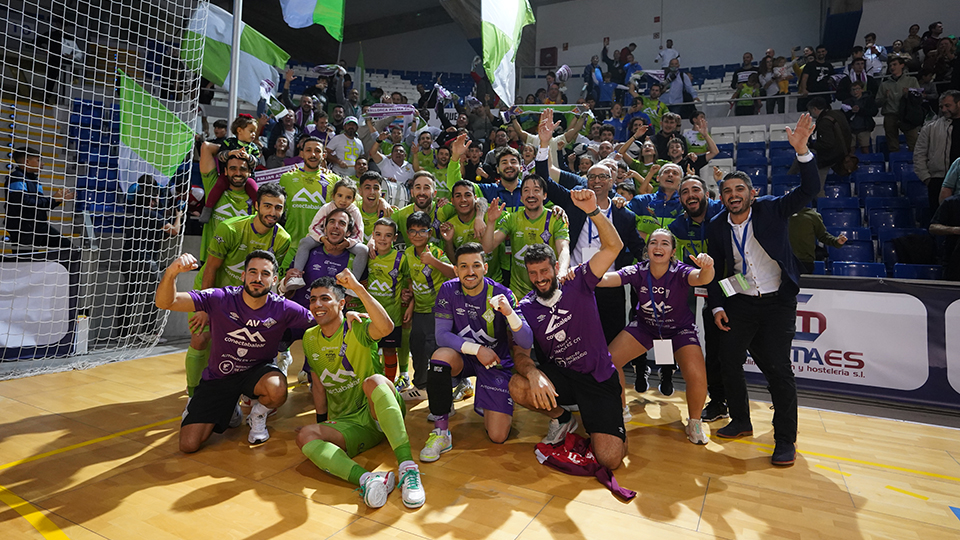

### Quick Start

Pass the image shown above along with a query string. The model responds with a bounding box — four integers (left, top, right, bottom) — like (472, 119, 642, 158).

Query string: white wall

(339, 23, 478, 74)
(857, 0, 960, 47)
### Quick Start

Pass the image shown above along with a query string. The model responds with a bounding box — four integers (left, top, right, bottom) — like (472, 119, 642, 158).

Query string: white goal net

(1, 0, 205, 377)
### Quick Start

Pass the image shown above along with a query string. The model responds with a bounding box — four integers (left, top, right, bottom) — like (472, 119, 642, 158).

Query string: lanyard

(686, 217, 706, 257)
(528, 210, 553, 243)
(418, 246, 436, 290)
(389, 250, 404, 289)
(586, 205, 613, 245)
(251, 220, 279, 253)
(645, 270, 663, 338)
(731, 216, 752, 275)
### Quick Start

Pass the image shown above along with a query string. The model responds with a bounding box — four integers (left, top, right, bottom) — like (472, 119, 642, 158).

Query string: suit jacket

(535, 159, 646, 269)
(706, 156, 820, 310)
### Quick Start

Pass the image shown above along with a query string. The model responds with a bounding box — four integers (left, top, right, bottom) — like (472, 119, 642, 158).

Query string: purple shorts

(623, 321, 701, 353)
(459, 355, 514, 417)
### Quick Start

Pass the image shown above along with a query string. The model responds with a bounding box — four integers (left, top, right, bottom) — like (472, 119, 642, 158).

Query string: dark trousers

(765, 94, 785, 114)
(928, 177, 944, 215)
(719, 293, 798, 443)
(595, 285, 628, 344)
(9, 222, 80, 264)
(702, 305, 726, 404)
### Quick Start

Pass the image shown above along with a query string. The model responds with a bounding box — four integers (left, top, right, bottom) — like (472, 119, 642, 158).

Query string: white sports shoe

(247, 401, 270, 444)
(298, 370, 310, 386)
(426, 404, 456, 422)
(686, 418, 709, 445)
(542, 415, 579, 445)
(400, 386, 427, 401)
(359, 471, 396, 509)
(452, 378, 474, 402)
(285, 276, 306, 291)
(399, 464, 425, 508)
(622, 405, 633, 423)
(276, 350, 294, 375)
(419, 428, 452, 462)
(228, 403, 243, 428)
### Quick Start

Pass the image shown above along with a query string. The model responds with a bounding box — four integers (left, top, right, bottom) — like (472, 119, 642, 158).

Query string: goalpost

(0, 0, 206, 378)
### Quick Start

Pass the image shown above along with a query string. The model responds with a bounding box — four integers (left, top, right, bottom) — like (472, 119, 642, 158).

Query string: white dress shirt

(728, 208, 782, 295)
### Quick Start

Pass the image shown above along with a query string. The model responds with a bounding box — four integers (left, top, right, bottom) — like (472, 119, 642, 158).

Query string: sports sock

(426, 360, 453, 417)
(557, 409, 572, 424)
(383, 348, 398, 381)
(301, 439, 367, 486)
(184, 346, 209, 397)
(398, 326, 411, 373)
(435, 414, 449, 431)
(371, 383, 413, 464)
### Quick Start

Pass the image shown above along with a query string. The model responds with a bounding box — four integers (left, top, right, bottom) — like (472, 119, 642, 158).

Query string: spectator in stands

(371, 134, 414, 208)
(280, 70, 316, 131)
(862, 33, 887, 76)
(788, 208, 847, 274)
(798, 45, 834, 112)
(5, 146, 77, 259)
(877, 57, 921, 153)
(920, 21, 944, 56)
(836, 57, 878, 102)
(791, 46, 815, 80)
(266, 137, 289, 169)
(482, 128, 510, 172)
(301, 75, 329, 111)
(904, 24, 923, 54)
(842, 82, 879, 154)
(335, 73, 362, 118)
(630, 82, 668, 133)
(939, 157, 960, 203)
(209, 119, 228, 145)
(330, 104, 346, 133)
(915, 90, 960, 212)
(758, 56, 784, 114)
(265, 112, 302, 159)
(805, 97, 852, 191)
(350, 157, 369, 181)
(888, 40, 915, 68)
(655, 39, 679, 66)
(925, 38, 958, 84)
(730, 52, 759, 90)
(583, 55, 601, 101)
(326, 116, 364, 177)
(305, 110, 335, 146)
(603, 103, 629, 141)
(731, 73, 762, 116)
(929, 193, 960, 280)
(465, 98, 496, 144)
(661, 58, 698, 117)
(652, 112, 688, 158)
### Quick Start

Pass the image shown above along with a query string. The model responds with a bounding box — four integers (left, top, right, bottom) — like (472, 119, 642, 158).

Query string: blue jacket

(706, 156, 820, 310)
(628, 189, 685, 221)
(5, 166, 59, 235)
(668, 199, 724, 259)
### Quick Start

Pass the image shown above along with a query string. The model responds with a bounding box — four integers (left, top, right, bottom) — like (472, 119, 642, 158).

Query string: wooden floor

(1, 348, 959, 540)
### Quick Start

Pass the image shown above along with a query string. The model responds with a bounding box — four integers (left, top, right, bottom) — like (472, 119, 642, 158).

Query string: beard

(684, 198, 706, 218)
(534, 276, 560, 299)
(243, 282, 271, 298)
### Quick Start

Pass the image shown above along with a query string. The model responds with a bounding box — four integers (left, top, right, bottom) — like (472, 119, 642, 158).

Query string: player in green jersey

(439, 180, 502, 286)
(414, 144, 454, 199)
(401, 211, 456, 396)
(197, 146, 252, 261)
(296, 271, 425, 509)
(392, 171, 458, 247)
(278, 136, 334, 270)
(366, 217, 409, 383)
(356, 172, 388, 242)
(481, 175, 570, 299)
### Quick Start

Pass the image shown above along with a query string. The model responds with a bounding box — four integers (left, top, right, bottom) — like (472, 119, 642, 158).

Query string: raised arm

(336, 268, 394, 340)
(481, 198, 508, 253)
(686, 253, 716, 286)
(155, 253, 201, 311)
(696, 117, 720, 160)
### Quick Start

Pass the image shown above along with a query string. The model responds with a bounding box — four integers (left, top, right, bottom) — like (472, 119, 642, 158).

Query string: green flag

(279, 0, 345, 41)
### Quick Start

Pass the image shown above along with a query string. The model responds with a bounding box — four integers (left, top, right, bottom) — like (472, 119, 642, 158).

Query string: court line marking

(625, 419, 960, 483)
(885, 486, 929, 500)
(0, 483, 71, 540)
(815, 464, 852, 477)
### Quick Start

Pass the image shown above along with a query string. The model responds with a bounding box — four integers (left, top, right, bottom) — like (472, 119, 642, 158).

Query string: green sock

(302, 439, 367, 486)
(184, 347, 209, 397)
(398, 326, 411, 373)
(371, 383, 413, 464)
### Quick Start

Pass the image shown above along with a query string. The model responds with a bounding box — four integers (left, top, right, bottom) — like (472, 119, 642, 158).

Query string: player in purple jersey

(156, 250, 315, 452)
(598, 228, 715, 445)
(419, 243, 534, 463)
(509, 189, 628, 471)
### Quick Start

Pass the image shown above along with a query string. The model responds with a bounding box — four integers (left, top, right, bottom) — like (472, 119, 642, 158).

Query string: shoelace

(401, 469, 422, 490)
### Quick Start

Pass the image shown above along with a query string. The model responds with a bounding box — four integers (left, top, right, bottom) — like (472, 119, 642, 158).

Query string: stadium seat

(826, 226, 872, 241)
(878, 228, 928, 270)
(822, 208, 862, 228)
(771, 154, 795, 173)
(711, 126, 737, 138)
(740, 166, 768, 186)
(768, 124, 791, 142)
(738, 126, 766, 144)
(868, 207, 915, 233)
(832, 262, 886, 277)
(818, 197, 860, 211)
(902, 180, 926, 202)
(858, 152, 885, 164)
(822, 182, 852, 198)
(856, 162, 886, 175)
(893, 264, 944, 280)
(858, 182, 898, 200)
(828, 239, 874, 263)
(737, 153, 767, 167)
(813, 260, 826, 275)
(715, 143, 733, 159)
(888, 151, 913, 165)
(892, 161, 915, 181)
(864, 197, 910, 215)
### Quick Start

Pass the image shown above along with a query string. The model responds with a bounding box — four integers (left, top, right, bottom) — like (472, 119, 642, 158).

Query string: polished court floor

(1, 346, 959, 539)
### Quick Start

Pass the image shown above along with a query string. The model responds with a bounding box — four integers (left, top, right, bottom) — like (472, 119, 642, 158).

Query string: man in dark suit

(706, 114, 818, 467)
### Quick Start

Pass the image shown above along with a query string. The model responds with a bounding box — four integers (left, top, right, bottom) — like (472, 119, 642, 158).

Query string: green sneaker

(419, 428, 452, 463)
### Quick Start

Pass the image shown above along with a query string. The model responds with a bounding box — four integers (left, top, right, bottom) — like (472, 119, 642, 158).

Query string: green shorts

(323, 386, 407, 458)
(188, 312, 211, 335)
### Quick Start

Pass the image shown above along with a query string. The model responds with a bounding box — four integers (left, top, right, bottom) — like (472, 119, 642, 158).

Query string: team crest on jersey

(237, 348, 248, 357)
(553, 330, 566, 342)
(421, 265, 432, 277)
(540, 230, 552, 243)
(219, 360, 235, 373)
(229, 312, 240, 321)
(227, 327, 266, 343)
(545, 308, 571, 334)
(263, 318, 277, 328)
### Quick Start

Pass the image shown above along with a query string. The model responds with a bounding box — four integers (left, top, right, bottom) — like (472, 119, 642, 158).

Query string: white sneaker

(298, 370, 310, 386)
(285, 276, 306, 291)
(452, 378, 474, 402)
(358, 471, 396, 509)
(541, 415, 579, 445)
(399, 464, 425, 508)
(247, 401, 270, 444)
(400, 386, 427, 401)
(426, 404, 456, 422)
(686, 418, 709, 445)
(622, 405, 633, 423)
(419, 428, 452, 462)
(228, 403, 243, 428)
(276, 350, 293, 375)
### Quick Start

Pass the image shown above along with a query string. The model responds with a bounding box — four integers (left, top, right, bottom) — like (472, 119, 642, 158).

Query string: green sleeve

(552, 215, 570, 240)
(274, 229, 292, 269)
(207, 219, 238, 261)
(353, 319, 376, 347)
(438, 203, 457, 221)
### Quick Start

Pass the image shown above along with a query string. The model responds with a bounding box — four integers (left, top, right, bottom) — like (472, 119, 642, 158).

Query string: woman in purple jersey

(597, 228, 714, 445)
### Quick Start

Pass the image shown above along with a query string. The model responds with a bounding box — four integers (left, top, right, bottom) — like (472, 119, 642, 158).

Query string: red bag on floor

(535, 433, 636, 500)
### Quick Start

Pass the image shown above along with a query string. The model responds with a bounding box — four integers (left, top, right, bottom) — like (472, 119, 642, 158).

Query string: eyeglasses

(408, 229, 431, 237)
(586, 174, 611, 180)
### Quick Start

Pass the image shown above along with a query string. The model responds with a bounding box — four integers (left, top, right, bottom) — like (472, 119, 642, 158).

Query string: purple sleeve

(435, 316, 466, 351)
(188, 288, 218, 313)
(286, 300, 318, 329)
(676, 262, 695, 281)
(578, 262, 602, 292)
(504, 285, 533, 349)
(615, 264, 642, 288)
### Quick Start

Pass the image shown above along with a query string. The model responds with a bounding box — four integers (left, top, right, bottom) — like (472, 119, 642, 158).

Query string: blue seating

(738, 141, 766, 157)
(864, 197, 910, 215)
(822, 208, 862, 228)
(813, 260, 826, 275)
(771, 155, 795, 175)
(822, 182, 852, 198)
(754, 184, 767, 196)
(826, 226, 871, 241)
(715, 143, 733, 160)
(858, 152, 885, 164)
(902, 180, 926, 202)
(818, 197, 860, 210)
(892, 161, 915, 181)
(893, 264, 943, 280)
(858, 182, 898, 199)
(889, 151, 913, 165)
(739, 165, 767, 184)
(737, 154, 767, 167)
(878, 228, 928, 269)
(829, 239, 874, 263)
(855, 171, 896, 184)
(771, 174, 799, 196)
(832, 262, 886, 277)
(868, 207, 915, 233)
(856, 162, 886, 175)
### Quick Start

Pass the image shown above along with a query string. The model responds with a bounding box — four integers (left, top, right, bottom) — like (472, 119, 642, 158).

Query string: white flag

(481, 0, 535, 107)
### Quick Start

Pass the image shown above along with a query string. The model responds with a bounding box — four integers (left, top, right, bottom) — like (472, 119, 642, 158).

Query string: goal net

(1, 0, 204, 378)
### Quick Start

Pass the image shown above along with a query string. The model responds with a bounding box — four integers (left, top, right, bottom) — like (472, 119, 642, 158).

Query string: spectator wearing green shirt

(197, 141, 252, 262)
(788, 208, 847, 274)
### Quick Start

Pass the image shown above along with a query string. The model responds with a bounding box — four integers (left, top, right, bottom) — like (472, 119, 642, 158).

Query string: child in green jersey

(366, 218, 409, 383)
